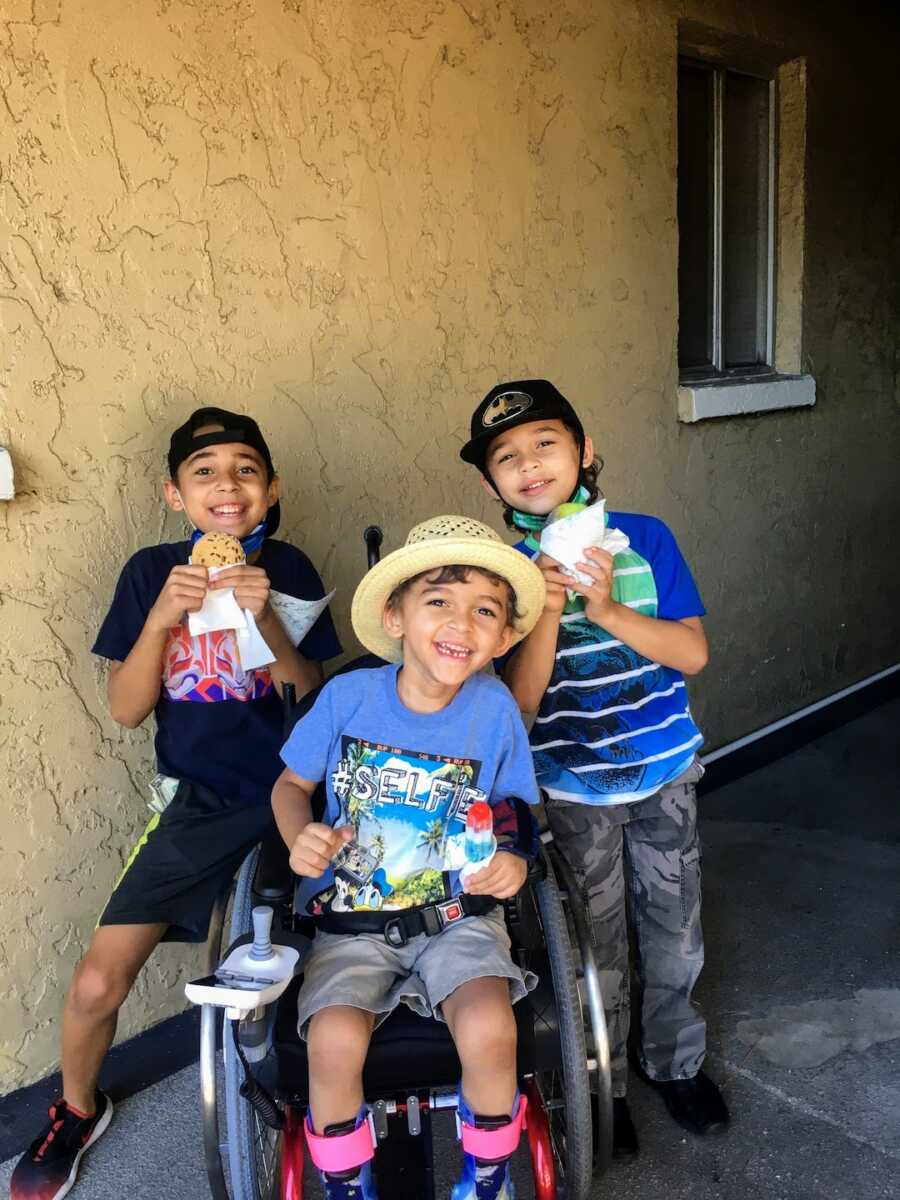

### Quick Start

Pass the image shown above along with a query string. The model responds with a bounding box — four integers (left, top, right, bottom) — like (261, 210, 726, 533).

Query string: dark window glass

(722, 72, 771, 366)
(677, 65, 715, 370)
(678, 61, 772, 376)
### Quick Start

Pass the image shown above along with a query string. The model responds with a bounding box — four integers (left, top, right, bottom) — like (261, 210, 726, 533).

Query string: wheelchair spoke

(252, 1109, 281, 1198)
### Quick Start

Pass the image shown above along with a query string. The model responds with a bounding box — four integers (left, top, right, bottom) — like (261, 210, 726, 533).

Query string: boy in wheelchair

(271, 516, 547, 1200)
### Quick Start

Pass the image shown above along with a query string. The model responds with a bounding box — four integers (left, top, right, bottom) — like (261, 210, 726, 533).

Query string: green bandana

(510, 485, 591, 534)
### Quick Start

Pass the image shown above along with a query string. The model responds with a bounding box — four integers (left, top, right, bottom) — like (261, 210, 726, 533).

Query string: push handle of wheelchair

(281, 682, 297, 735)
(364, 524, 384, 569)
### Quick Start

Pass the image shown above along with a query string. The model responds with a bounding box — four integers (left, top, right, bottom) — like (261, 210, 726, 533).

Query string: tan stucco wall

(1, 0, 898, 1091)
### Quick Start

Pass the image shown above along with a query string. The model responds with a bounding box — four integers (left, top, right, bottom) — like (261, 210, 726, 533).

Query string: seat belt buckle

(429, 898, 465, 934)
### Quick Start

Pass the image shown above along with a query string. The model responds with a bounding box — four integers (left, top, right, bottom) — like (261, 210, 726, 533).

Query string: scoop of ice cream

(190, 531, 246, 568)
(548, 501, 587, 523)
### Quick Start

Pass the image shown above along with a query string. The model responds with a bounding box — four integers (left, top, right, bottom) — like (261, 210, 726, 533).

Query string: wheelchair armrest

(254, 830, 294, 903)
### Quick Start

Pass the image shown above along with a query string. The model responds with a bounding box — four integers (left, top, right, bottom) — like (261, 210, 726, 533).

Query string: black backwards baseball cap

(460, 379, 585, 473)
(168, 406, 281, 537)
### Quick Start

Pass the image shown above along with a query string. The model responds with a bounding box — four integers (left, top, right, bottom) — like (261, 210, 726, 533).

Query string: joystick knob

(249, 906, 275, 961)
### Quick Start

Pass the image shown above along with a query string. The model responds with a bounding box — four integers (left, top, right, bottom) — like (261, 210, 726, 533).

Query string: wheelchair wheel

(546, 844, 614, 1174)
(223, 847, 284, 1200)
(529, 853, 594, 1200)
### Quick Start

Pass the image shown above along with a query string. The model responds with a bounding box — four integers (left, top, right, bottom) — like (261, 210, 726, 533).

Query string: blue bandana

(190, 521, 267, 556)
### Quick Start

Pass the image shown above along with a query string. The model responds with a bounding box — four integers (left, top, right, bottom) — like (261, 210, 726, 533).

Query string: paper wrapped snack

(188, 533, 248, 637)
(539, 498, 630, 587)
(187, 532, 275, 669)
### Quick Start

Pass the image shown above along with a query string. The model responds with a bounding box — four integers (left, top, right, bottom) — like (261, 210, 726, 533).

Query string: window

(678, 59, 775, 380)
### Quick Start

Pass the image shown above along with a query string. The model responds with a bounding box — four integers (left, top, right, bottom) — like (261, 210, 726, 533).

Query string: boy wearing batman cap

(11, 408, 340, 1200)
(460, 381, 729, 1157)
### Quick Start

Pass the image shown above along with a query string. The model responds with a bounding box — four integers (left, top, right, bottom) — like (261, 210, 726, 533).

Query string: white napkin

(443, 830, 498, 886)
(187, 577, 336, 672)
(187, 565, 248, 636)
(269, 589, 336, 646)
(539, 499, 630, 587)
(187, 565, 275, 670)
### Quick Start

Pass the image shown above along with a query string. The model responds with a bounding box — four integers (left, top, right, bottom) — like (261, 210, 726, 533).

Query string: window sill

(677, 374, 815, 423)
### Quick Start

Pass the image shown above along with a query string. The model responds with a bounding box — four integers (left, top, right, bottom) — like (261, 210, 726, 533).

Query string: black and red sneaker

(10, 1091, 113, 1200)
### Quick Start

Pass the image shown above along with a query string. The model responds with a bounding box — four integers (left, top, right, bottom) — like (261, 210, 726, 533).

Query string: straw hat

(351, 515, 546, 663)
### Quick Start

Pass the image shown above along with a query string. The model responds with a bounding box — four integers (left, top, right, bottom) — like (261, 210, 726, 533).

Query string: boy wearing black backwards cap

(460, 381, 729, 1157)
(12, 408, 340, 1200)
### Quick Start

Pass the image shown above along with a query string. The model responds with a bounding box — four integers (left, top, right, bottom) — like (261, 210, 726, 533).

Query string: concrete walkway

(3, 699, 898, 1199)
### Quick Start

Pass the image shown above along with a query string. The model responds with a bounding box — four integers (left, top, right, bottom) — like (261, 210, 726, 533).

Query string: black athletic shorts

(99, 779, 275, 943)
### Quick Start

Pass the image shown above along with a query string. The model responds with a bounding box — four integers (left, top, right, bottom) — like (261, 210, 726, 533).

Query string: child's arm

(464, 852, 527, 899)
(502, 554, 573, 712)
(465, 704, 542, 900)
(210, 566, 324, 699)
(272, 767, 352, 876)
(465, 798, 537, 899)
(574, 547, 708, 675)
(107, 564, 209, 727)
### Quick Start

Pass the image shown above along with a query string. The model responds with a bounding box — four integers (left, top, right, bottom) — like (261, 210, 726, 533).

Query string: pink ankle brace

(304, 1114, 376, 1174)
(460, 1094, 528, 1161)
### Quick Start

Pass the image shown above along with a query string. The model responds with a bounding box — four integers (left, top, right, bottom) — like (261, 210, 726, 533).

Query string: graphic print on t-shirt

(308, 736, 487, 914)
(163, 620, 274, 703)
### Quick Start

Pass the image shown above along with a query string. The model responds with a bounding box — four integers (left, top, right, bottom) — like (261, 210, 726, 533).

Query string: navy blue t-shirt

(93, 539, 341, 806)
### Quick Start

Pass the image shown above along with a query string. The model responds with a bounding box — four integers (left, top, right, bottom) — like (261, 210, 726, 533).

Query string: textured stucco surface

(1, 0, 898, 1091)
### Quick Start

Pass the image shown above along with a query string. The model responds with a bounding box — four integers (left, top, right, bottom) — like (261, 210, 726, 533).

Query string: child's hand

(571, 546, 615, 625)
(289, 823, 353, 878)
(463, 851, 528, 899)
(147, 564, 209, 632)
(535, 553, 573, 616)
(209, 565, 272, 619)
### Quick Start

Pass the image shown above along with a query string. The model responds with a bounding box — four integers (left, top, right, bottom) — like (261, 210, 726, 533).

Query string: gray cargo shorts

(296, 906, 537, 1038)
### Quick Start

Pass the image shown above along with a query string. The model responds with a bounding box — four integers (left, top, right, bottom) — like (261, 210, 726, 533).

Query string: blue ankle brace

(451, 1092, 521, 1200)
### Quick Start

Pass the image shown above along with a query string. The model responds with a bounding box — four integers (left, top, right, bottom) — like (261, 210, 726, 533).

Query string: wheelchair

(193, 529, 613, 1200)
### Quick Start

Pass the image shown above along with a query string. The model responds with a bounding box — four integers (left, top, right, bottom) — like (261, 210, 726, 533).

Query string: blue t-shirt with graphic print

(513, 511, 705, 806)
(280, 664, 540, 917)
(93, 539, 341, 806)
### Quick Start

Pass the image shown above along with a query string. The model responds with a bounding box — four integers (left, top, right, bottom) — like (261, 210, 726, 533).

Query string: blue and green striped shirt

(514, 512, 705, 806)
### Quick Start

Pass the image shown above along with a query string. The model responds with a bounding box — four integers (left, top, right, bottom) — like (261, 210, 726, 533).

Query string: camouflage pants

(546, 759, 706, 1097)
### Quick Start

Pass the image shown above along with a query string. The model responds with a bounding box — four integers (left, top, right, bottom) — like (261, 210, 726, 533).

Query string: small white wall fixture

(0, 447, 13, 500)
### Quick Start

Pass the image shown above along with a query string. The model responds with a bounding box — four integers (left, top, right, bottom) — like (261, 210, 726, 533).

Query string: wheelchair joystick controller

(185, 903, 302, 1016)
(249, 905, 275, 962)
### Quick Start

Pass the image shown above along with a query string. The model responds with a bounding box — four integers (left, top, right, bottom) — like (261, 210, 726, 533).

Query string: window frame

(678, 56, 778, 384)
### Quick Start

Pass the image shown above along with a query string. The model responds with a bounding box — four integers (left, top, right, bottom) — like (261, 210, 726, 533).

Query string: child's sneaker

(10, 1091, 113, 1200)
(319, 1162, 377, 1200)
(450, 1155, 515, 1200)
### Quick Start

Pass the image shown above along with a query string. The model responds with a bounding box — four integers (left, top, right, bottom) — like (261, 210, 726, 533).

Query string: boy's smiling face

(482, 418, 594, 516)
(164, 430, 279, 538)
(383, 569, 514, 693)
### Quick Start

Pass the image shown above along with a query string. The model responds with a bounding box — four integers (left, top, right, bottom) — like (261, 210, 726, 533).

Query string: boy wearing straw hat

(272, 516, 546, 1200)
